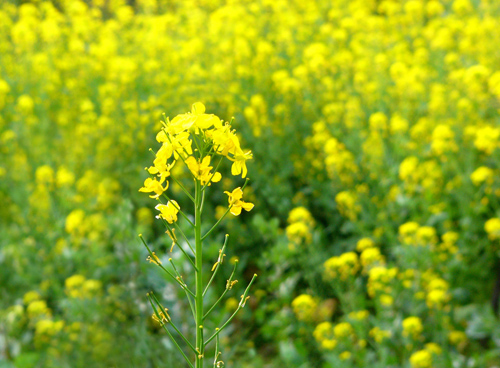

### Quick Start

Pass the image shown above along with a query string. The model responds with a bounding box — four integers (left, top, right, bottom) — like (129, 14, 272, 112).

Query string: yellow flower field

(1, 0, 500, 367)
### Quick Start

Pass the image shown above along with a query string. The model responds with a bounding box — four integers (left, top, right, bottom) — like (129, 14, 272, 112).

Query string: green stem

(139, 235, 191, 292)
(171, 221, 196, 254)
(162, 220, 197, 268)
(170, 174, 196, 203)
(148, 294, 194, 368)
(149, 292, 197, 354)
(213, 334, 221, 368)
(195, 180, 204, 368)
(204, 274, 257, 347)
(203, 261, 238, 321)
(202, 207, 231, 241)
(168, 258, 196, 300)
(203, 235, 229, 297)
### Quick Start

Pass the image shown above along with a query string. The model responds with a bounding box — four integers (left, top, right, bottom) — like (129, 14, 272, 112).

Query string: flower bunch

(140, 102, 253, 201)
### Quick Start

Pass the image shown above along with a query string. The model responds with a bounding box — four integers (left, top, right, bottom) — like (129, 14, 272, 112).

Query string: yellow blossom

(485, 218, 500, 240)
(291, 294, 318, 322)
(185, 156, 222, 185)
(155, 200, 180, 224)
(402, 316, 423, 338)
(224, 187, 254, 216)
(356, 237, 375, 252)
(313, 322, 336, 350)
(410, 350, 432, 368)
(471, 166, 494, 186)
(139, 177, 168, 199)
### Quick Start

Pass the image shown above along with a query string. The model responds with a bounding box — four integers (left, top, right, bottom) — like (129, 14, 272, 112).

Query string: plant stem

(195, 180, 204, 368)
(203, 235, 229, 297)
(148, 294, 194, 368)
(204, 274, 257, 346)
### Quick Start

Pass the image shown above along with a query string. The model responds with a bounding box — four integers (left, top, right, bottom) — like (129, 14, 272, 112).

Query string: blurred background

(1, 0, 500, 367)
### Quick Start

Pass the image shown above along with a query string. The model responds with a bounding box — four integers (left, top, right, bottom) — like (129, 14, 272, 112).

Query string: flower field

(2, 0, 500, 367)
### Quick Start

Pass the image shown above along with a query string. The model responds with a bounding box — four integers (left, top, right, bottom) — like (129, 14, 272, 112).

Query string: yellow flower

(369, 327, 391, 343)
(27, 300, 51, 319)
(448, 330, 467, 345)
(402, 316, 423, 338)
(288, 207, 315, 227)
(313, 322, 336, 350)
(399, 221, 420, 245)
(348, 310, 369, 321)
(356, 237, 375, 252)
(65, 209, 85, 236)
(335, 190, 360, 221)
(333, 322, 354, 339)
(139, 177, 167, 199)
(35, 165, 55, 186)
(324, 252, 359, 280)
(286, 222, 311, 245)
(485, 218, 500, 240)
(410, 349, 432, 368)
(167, 102, 221, 134)
(470, 166, 494, 186)
(229, 148, 253, 178)
(425, 342, 442, 355)
(185, 155, 222, 185)
(291, 294, 318, 322)
(416, 226, 437, 245)
(380, 294, 394, 306)
(426, 289, 450, 309)
(339, 351, 351, 360)
(56, 167, 75, 187)
(360, 247, 385, 269)
(35, 319, 64, 337)
(474, 126, 500, 155)
(224, 187, 254, 216)
(155, 200, 180, 224)
(23, 291, 41, 305)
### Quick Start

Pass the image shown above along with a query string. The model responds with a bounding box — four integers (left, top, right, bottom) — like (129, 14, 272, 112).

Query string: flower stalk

(139, 103, 257, 367)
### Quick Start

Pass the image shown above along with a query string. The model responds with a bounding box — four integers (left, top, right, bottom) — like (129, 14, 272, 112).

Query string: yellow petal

(201, 155, 211, 167)
(192, 102, 205, 115)
(231, 187, 243, 201)
(212, 172, 222, 183)
(231, 162, 241, 176)
(230, 205, 242, 216)
(156, 130, 168, 143)
(242, 202, 254, 212)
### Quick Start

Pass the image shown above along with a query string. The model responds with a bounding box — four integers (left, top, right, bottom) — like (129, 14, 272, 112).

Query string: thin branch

(168, 258, 196, 298)
(201, 207, 231, 241)
(162, 220, 197, 269)
(203, 261, 239, 321)
(203, 235, 229, 297)
(204, 274, 257, 346)
(213, 333, 221, 368)
(170, 174, 195, 203)
(148, 294, 195, 368)
(149, 292, 197, 354)
(139, 235, 191, 292)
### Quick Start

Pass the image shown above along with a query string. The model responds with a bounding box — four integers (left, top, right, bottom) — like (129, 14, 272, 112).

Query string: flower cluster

(140, 102, 254, 219)
(286, 206, 315, 250)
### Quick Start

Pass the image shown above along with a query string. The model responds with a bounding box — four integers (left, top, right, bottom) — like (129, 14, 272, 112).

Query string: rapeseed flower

(224, 187, 254, 216)
(155, 201, 180, 224)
